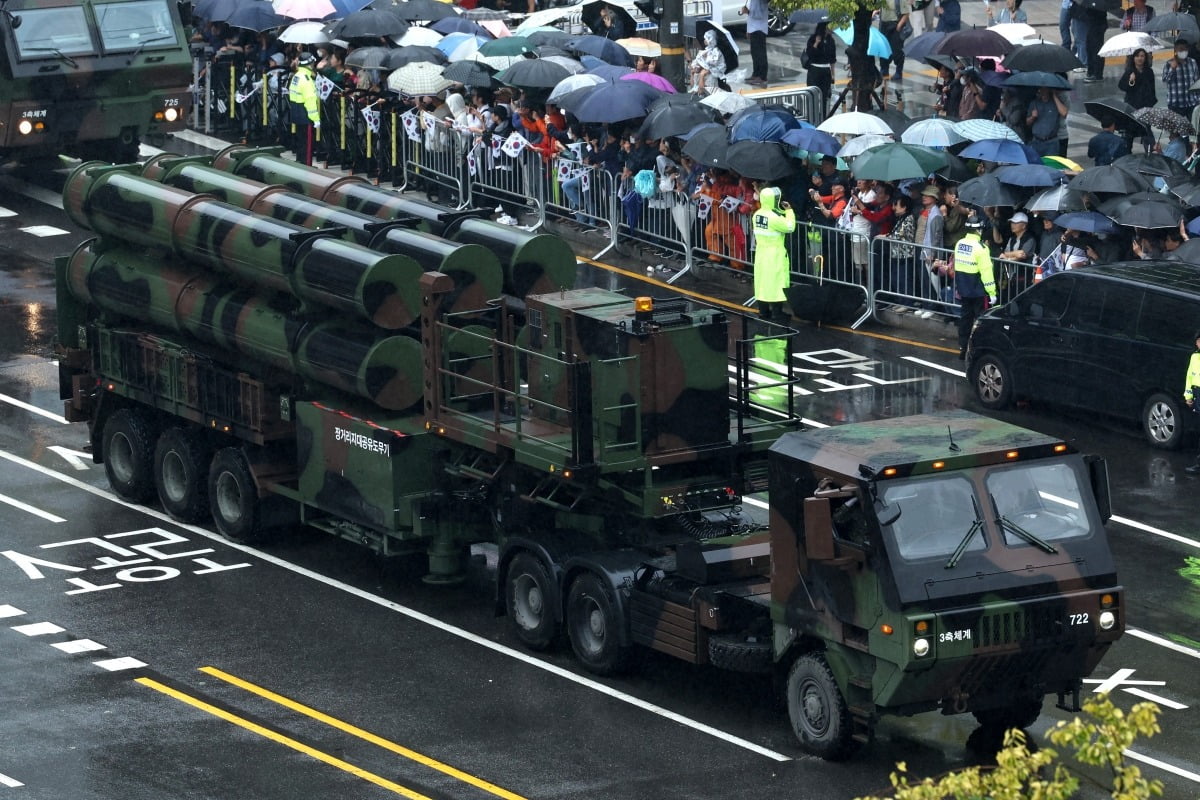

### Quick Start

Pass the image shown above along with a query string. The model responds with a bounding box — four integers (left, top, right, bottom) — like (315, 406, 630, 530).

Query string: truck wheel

(1143, 392, 1185, 450)
(566, 572, 632, 675)
(971, 354, 1013, 410)
(505, 553, 558, 651)
(786, 653, 859, 761)
(102, 409, 156, 503)
(154, 428, 210, 523)
(973, 697, 1042, 732)
(708, 633, 773, 673)
(208, 448, 269, 543)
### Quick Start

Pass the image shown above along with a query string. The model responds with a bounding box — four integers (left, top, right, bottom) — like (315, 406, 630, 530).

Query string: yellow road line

(136, 677, 434, 800)
(200, 666, 528, 800)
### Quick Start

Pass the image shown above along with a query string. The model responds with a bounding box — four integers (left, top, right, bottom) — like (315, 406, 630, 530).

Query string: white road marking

(47, 446, 92, 471)
(1123, 687, 1189, 710)
(1123, 749, 1200, 784)
(18, 225, 68, 238)
(0, 772, 23, 788)
(92, 656, 146, 672)
(11, 621, 64, 636)
(52, 639, 107, 654)
(0, 493, 65, 523)
(1112, 514, 1200, 550)
(0, 206, 16, 218)
(901, 355, 966, 377)
(0, 393, 68, 424)
(0, 448, 792, 762)
(1127, 627, 1200, 660)
(0, 605, 24, 618)
(170, 127, 239, 153)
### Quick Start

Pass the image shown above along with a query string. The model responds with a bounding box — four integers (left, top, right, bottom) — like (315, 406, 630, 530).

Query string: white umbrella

(548, 72, 604, 102)
(278, 20, 329, 44)
(387, 62, 453, 95)
(1098, 31, 1167, 57)
(988, 23, 1038, 44)
(1024, 184, 1086, 214)
(901, 117, 965, 147)
(395, 27, 444, 47)
(542, 55, 585, 74)
(838, 133, 894, 158)
(952, 118, 1021, 142)
(700, 89, 757, 115)
(514, 7, 573, 33)
(817, 111, 893, 136)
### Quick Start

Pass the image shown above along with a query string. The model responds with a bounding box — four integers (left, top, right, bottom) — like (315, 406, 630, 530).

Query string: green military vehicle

(0, 0, 191, 164)
(56, 150, 1124, 759)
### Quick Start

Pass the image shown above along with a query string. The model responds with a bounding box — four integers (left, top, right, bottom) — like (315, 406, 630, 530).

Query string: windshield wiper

(996, 515, 1058, 554)
(23, 46, 78, 68)
(944, 494, 985, 570)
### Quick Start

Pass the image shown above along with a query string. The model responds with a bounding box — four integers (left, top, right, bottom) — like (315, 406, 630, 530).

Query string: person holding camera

(752, 185, 796, 321)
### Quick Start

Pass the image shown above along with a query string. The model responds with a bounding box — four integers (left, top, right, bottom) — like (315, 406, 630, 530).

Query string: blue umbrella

(1055, 211, 1120, 234)
(1187, 216, 1200, 236)
(226, 1, 288, 32)
(995, 163, 1067, 187)
(959, 138, 1038, 165)
(436, 32, 483, 56)
(431, 16, 490, 37)
(569, 79, 665, 123)
(730, 108, 802, 143)
(193, 0, 242, 22)
(904, 31, 946, 64)
(584, 58, 634, 80)
(568, 35, 634, 67)
(679, 121, 723, 141)
(833, 26, 891, 58)
(781, 127, 839, 155)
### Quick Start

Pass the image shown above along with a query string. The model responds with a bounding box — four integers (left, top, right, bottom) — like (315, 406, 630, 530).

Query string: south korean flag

(490, 135, 504, 159)
(361, 107, 381, 134)
(467, 149, 478, 177)
(556, 160, 573, 182)
(401, 109, 422, 141)
(315, 74, 336, 100)
(720, 195, 740, 213)
(697, 194, 713, 220)
(501, 132, 528, 158)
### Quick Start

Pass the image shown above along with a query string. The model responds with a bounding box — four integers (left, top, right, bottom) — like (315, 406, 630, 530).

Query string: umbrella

(278, 20, 331, 43)
(683, 125, 731, 167)
(272, 0, 338, 20)
(431, 16, 488, 37)
(696, 20, 738, 72)
(226, 2, 288, 32)
(817, 111, 892, 136)
(542, 55, 585, 73)
(437, 32, 483, 57)
(953, 118, 1021, 143)
(567, 35, 634, 67)
(851, 143, 947, 180)
(934, 28, 1013, 58)
(781, 127, 840, 155)
(866, 108, 911, 135)
(1003, 42, 1083, 72)
(1042, 155, 1084, 171)
(479, 19, 511, 39)
(988, 23, 1038, 44)
(902, 117, 964, 147)
(514, 8, 573, 33)
(995, 163, 1065, 187)
(479, 36, 533, 57)
(396, 26, 444, 47)
(579, 0, 638, 41)
(637, 100, 717, 139)
(394, 0, 458, 22)
(1144, 11, 1200, 43)
(617, 37, 661, 58)
(726, 140, 796, 181)
(838, 133, 893, 158)
(679, 121, 722, 141)
(345, 46, 395, 70)
(329, 9, 409, 39)
(1100, 191, 1182, 224)
(585, 61, 635, 80)
(1068, 165, 1151, 194)
(1135, 106, 1196, 137)
(497, 58, 571, 89)
(461, 7, 508, 20)
(569, 79, 664, 122)
(957, 174, 1023, 207)
(700, 89, 757, 115)
(1083, 97, 1150, 135)
(443, 59, 497, 87)
(386, 62, 453, 95)
(1175, 237, 1200, 258)
(904, 31, 947, 64)
(1004, 71, 1072, 90)
(1098, 31, 1166, 57)
(1024, 184, 1086, 213)
(1113, 152, 1191, 179)
(833, 26, 892, 58)
(936, 152, 975, 182)
(385, 46, 448, 69)
(730, 107, 801, 143)
(622, 71, 675, 93)
(547, 72, 604, 102)
(959, 137, 1037, 164)
(526, 29, 575, 47)
(1054, 211, 1120, 234)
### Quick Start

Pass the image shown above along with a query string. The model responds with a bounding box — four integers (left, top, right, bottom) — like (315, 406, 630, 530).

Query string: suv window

(1138, 291, 1200, 344)
(1017, 277, 1072, 321)
(1065, 279, 1141, 338)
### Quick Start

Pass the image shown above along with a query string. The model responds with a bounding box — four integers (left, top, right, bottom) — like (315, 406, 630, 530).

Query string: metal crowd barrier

(788, 221, 873, 327)
(543, 159, 619, 260)
(746, 85, 827, 125)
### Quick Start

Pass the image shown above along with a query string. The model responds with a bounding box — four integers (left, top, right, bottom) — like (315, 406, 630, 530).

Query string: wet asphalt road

(0, 136, 1198, 797)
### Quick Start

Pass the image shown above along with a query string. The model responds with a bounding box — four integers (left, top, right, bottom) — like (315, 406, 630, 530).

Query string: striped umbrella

(953, 119, 1021, 143)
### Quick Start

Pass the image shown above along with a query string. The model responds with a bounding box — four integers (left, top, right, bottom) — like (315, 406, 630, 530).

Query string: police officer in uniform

(1184, 331, 1200, 474)
(952, 213, 997, 360)
(288, 51, 320, 166)
(752, 185, 797, 320)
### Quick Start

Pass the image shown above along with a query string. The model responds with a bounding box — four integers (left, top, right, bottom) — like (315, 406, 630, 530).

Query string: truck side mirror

(1085, 454, 1111, 523)
(875, 497, 900, 527)
(804, 497, 835, 560)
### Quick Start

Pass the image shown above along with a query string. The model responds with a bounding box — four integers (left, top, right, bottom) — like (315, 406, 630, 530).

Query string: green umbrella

(478, 36, 533, 57)
(850, 143, 947, 181)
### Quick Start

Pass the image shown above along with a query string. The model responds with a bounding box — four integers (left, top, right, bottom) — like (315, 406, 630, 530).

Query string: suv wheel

(971, 354, 1013, 410)
(1143, 392, 1185, 450)
(767, 7, 793, 36)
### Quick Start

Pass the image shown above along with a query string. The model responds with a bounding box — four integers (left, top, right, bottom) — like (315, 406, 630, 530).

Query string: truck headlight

(913, 637, 930, 657)
(1099, 611, 1115, 630)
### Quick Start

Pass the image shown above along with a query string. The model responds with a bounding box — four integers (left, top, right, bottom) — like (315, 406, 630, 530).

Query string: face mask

(1178, 50, 1189, 58)
(959, 76, 967, 85)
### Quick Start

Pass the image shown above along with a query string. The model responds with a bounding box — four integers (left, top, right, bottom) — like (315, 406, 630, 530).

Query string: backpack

(634, 169, 658, 199)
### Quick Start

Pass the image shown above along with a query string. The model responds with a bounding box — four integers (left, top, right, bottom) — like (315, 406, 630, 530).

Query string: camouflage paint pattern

(211, 144, 359, 199)
(447, 217, 576, 298)
(370, 227, 502, 315)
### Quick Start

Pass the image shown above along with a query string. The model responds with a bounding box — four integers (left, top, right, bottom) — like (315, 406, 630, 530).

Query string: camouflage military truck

(56, 151, 1124, 759)
(0, 0, 190, 164)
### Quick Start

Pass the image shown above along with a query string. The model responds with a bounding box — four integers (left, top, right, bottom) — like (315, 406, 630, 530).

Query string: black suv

(966, 261, 1200, 449)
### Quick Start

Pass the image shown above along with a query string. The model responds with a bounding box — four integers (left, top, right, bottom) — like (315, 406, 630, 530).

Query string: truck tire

(505, 552, 558, 651)
(786, 653, 859, 761)
(154, 428, 210, 523)
(102, 409, 156, 503)
(208, 448, 269, 543)
(973, 697, 1042, 732)
(707, 633, 773, 673)
(566, 572, 633, 676)
(1143, 392, 1185, 450)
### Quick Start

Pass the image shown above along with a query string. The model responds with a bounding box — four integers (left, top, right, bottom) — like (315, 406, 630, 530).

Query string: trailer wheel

(973, 696, 1042, 732)
(786, 653, 859, 761)
(505, 553, 558, 651)
(708, 633, 773, 674)
(102, 409, 156, 503)
(208, 448, 269, 543)
(154, 428, 210, 523)
(566, 572, 632, 676)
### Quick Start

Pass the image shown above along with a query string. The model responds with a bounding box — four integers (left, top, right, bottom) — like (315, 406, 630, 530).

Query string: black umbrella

(933, 28, 1014, 58)
(904, 31, 947, 64)
(580, 0, 638, 41)
(696, 20, 738, 72)
(1098, 190, 1180, 217)
(726, 140, 796, 181)
(1144, 11, 1200, 44)
(1005, 71, 1072, 90)
(1069, 165, 1151, 194)
(1111, 199, 1186, 229)
(957, 174, 1023, 207)
(936, 151, 974, 183)
(430, 16, 488, 36)
(683, 124, 731, 168)
(866, 108, 911, 135)
(226, 1, 289, 32)
(1113, 152, 1191, 179)
(443, 60, 497, 87)
(345, 46, 395, 70)
(393, 0, 458, 22)
(568, 35, 634, 67)
(536, 45, 572, 58)
(1167, 177, 1200, 206)
(1174, 238, 1200, 260)
(1083, 97, 1149, 136)
(497, 58, 571, 90)
(384, 45, 447, 69)
(526, 29, 576, 48)
(1004, 42, 1083, 73)
(327, 9, 409, 39)
(995, 163, 1065, 187)
(638, 101, 719, 139)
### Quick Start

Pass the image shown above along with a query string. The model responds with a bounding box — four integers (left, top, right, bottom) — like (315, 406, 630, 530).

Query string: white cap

(1011, 212, 1029, 224)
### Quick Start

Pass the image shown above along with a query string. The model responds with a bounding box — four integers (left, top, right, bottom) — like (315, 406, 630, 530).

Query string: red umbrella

(620, 71, 675, 93)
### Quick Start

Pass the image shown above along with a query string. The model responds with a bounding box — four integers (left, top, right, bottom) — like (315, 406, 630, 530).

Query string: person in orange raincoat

(697, 169, 742, 267)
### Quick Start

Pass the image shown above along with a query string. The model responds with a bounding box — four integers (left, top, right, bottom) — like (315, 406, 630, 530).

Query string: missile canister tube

(370, 228, 502, 312)
(211, 144, 368, 200)
(446, 217, 577, 298)
(292, 236, 425, 330)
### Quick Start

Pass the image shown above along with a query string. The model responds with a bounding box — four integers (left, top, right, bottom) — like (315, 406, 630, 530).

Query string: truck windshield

(12, 7, 95, 59)
(985, 460, 1092, 546)
(880, 475, 984, 561)
(94, 0, 178, 52)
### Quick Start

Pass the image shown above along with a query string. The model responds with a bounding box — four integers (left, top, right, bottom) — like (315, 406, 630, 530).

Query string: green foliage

(855, 694, 1164, 800)
(771, 0, 885, 30)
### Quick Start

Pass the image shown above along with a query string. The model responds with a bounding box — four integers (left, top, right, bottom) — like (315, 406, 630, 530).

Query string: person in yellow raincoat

(752, 185, 796, 321)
